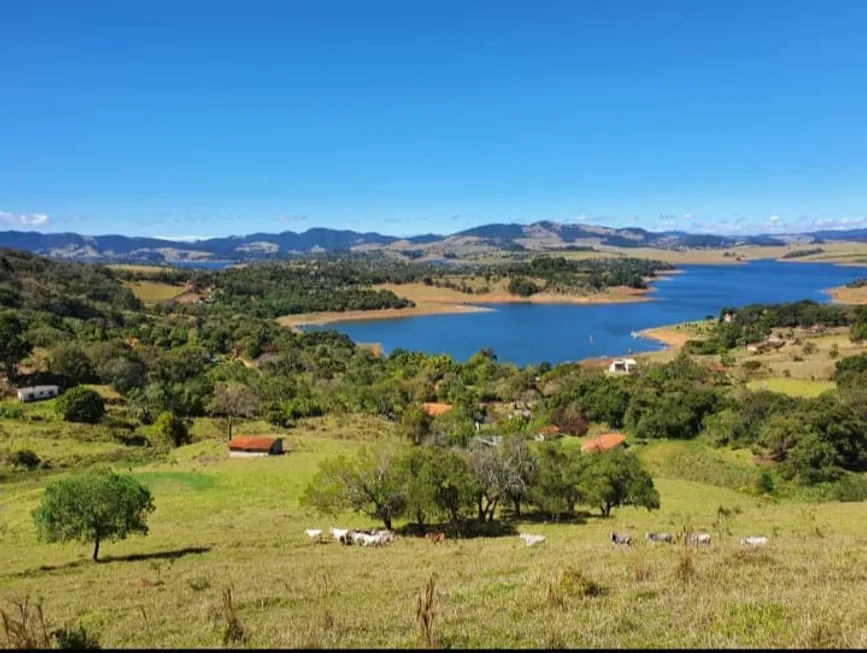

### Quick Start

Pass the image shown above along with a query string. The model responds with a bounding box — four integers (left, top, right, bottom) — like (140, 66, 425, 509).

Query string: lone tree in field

(208, 382, 259, 440)
(32, 469, 155, 562)
(577, 450, 660, 517)
(301, 445, 407, 530)
(55, 386, 105, 424)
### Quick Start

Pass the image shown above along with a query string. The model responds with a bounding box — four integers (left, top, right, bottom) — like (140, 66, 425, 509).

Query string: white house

(608, 358, 638, 374)
(16, 385, 61, 403)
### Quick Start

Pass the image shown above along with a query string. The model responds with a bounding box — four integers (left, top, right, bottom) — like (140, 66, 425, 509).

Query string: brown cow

(427, 532, 445, 544)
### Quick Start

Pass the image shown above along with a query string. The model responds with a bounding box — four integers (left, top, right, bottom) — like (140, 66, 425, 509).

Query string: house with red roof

(228, 436, 284, 458)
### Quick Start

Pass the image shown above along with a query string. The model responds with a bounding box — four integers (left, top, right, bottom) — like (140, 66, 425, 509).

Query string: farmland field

(124, 281, 186, 304)
(3, 416, 867, 648)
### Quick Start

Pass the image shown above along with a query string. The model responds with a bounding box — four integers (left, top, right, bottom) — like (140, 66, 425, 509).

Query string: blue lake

(309, 260, 867, 365)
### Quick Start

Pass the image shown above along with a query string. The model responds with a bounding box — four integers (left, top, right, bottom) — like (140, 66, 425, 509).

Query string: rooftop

(581, 433, 627, 453)
(422, 402, 453, 417)
(228, 436, 281, 451)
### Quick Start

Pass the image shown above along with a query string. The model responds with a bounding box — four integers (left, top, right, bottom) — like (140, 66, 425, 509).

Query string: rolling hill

(0, 220, 854, 264)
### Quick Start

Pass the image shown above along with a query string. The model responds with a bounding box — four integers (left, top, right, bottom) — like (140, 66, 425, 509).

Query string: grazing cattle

(688, 532, 712, 545)
(304, 528, 323, 542)
(740, 536, 769, 547)
(645, 532, 673, 543)
(427, 532, 445, 544)
(349, 531, 368, 545)
(359, 532, 392, 547)
(610, 532, 632, 546)
(519, 533, 546, 547)
(329, 526, 349, 542)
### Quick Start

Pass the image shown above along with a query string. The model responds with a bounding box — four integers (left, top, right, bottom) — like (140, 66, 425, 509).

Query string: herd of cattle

(303, 527, 770, 548)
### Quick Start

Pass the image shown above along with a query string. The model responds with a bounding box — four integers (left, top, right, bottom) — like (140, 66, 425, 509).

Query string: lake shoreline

(279, 284, 659, 328)
(824, 285, 867, 305)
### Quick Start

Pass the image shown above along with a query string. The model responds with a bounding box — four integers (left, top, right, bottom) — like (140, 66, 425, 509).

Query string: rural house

(228, 436, 284, 458)
(608, 358, 638, 374)
(535, 425, 561, 442)
(422, 402, 453, 417)
(581, 433, 627, 453)
(16, 385, 60, 403)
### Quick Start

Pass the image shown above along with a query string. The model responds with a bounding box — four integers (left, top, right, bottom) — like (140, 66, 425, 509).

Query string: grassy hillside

(2, 419, 867, 648)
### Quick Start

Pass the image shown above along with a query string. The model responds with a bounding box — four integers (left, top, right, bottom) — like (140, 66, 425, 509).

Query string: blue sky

(2, 0, 866, 240)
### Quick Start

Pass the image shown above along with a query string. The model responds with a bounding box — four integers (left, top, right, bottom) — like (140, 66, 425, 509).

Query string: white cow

(304, 528, 323, 542)
(688, 532, 712, 545)
(740, 536, 769, 547)
(519, 533, 546, 547)
(329, 526, 349, 542)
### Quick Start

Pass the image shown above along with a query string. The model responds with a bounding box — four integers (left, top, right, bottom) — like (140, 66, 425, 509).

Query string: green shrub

(9, 448, 41, 470)
(55, 387, 105, 424)
(830, 474, 867, 502)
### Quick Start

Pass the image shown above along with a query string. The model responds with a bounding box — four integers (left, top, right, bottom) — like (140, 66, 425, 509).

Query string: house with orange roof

(422, 402, 453, 417)
(228, 436, 284, 458)
(581, 433, 627, 453)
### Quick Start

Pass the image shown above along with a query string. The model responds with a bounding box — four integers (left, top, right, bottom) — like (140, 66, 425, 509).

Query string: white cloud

(683, 213, 693, 221)
(0, 210, 50, 227)
(810, 217, 867, 230)
(277, 213, 308, 223)
(767, 215, 781, 224)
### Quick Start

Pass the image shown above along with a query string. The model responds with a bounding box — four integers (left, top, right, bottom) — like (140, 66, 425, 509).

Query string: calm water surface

(307, 260, 867, 365)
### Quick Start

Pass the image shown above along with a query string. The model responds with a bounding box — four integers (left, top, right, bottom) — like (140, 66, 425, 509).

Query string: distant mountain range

(0, 221, 857, 264)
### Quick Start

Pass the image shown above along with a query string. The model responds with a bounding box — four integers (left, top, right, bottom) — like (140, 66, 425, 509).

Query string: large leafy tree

(32, 469, 155, 562)
(49, 343, 97, 386)
(0, 312, 32, 378)
(578, 450, 660, 517)
(301, 445, 407, 530)
(527, 443, 583, 520)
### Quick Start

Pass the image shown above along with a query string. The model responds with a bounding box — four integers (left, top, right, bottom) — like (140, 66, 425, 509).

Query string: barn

(228, 436, 284, 458)
(16, 385, 61, 403)
(581, 433, 627, 453)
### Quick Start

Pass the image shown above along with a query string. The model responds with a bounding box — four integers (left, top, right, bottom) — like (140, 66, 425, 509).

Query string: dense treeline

(500, 256, 673, 292)
(0, 249, 140, 317)
(684, 301, 867, 354)
(302, 438, 659, 531)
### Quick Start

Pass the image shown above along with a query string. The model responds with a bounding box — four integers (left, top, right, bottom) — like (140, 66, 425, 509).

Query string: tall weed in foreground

(675, 523, 696, 584)
(0, 596, 100, 650)
(212, 587, 248, 646)
(416, 574, 439, 649)
(0, 596, 50, 649)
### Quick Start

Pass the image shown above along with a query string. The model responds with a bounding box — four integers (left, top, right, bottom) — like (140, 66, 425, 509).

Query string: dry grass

(124, 281, 185, 304)
(826, 285, 867, 305)
(3, 418, 867, 647)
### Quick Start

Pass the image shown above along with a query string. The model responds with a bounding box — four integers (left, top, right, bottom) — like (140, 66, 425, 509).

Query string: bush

(0, 404, 24, 419)
(55, 387, 105, 424)
(742, 360, 762, 372)
(152, 411, 190, 448)
(507, 277, 540, 297)
(831, 474, 867, 502)
(9, 448, 41, 470)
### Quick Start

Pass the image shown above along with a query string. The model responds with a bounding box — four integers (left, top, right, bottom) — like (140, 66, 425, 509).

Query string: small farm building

(228, 436, 284, 458)
(581, 433, 627, 453)
(422, 402, 453, 417)
(16, 385, 60, 403)
(608, 358, 638, 374)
